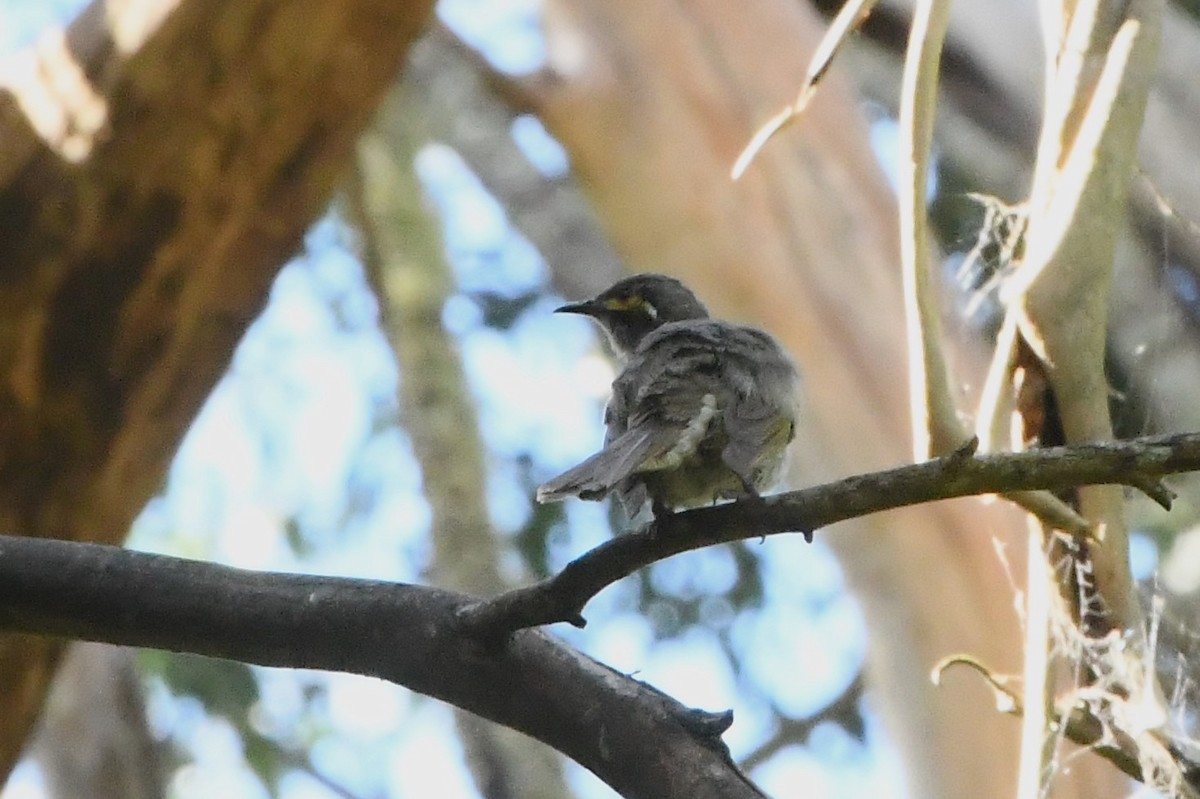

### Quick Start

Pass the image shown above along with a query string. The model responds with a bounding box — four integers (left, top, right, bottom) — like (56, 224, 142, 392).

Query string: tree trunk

(0, 0, 433, 780)
(525, 0, 1120, 794)
(348, 81, 572, 799)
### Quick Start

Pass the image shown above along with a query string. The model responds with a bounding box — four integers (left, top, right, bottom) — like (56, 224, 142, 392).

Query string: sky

(0, 1, 904, 797)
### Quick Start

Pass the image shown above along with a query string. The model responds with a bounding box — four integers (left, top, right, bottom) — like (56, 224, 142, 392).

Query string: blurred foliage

(473, 290, 542, 330)
(138, 652, 294, 794)
(513, 482, 568, 580)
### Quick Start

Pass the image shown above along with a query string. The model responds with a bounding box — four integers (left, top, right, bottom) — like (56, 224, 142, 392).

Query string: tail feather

(537, 427, 666, 503)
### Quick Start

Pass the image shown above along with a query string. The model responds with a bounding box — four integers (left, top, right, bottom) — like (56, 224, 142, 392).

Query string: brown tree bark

(0, 0, 434, 781)
(519, 0, 1119, 795)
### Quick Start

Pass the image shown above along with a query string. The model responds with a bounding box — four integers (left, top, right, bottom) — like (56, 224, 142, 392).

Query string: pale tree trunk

(347, 79, 571, 799)
(0, 0, 434, 783)
(513, 0, 1125, 795)
(31, 644, 163, 799)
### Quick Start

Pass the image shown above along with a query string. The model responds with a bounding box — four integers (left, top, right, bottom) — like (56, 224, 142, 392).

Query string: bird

(537, 273, 799, 520)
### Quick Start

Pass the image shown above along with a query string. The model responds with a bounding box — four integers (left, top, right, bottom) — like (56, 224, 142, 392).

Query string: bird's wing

(537, 320, 798, 505)
(633, 323, 798, 487)
(717, 327, 799, 485)
(536, 329, 722, 505)
(535, 424, 680, 503)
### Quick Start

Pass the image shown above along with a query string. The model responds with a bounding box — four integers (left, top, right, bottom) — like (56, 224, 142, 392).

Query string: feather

(537, 426, 673, 503)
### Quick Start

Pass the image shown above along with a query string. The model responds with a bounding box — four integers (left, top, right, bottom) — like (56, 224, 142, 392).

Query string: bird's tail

(536, 428, 665, 503)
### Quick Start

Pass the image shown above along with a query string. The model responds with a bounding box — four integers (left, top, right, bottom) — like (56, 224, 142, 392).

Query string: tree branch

(460, 433, 1199, 637)
(0, 537, 764, 799)
(5, 433, 1200, 796)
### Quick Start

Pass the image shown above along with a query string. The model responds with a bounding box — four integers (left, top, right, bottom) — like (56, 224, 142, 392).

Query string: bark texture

(0, 0, 434, 780)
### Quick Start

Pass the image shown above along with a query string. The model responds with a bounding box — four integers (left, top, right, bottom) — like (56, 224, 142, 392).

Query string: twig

(931, 654, 1200, 797)
(731, 0, 878, 179)
(738, 673, 865, 771)
(931, 654, 1020, 713)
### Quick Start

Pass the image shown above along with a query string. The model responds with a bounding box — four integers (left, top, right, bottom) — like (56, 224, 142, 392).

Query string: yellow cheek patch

(603, 295, 658, 318)
(603, 295, 643, 312)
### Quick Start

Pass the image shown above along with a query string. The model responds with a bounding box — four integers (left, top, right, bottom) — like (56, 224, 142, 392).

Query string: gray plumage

(537, 274, 799, 518)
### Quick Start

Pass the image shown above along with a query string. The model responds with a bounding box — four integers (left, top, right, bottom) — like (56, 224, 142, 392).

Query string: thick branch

(5, 434, 1198, 796)
(460, 433, 1200, 636)
(0, 537, 763, 799)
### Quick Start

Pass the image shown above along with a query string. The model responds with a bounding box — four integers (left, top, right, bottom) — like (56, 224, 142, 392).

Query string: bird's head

(556, 274, 710, 359)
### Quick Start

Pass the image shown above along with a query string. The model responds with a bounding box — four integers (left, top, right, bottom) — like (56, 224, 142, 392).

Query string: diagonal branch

(731, 0, 879, 179)
(738, 673, 866, 772)
(460, 433, 1200, 637)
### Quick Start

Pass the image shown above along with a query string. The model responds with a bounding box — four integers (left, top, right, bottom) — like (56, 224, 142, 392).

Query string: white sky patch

(1129, 531, 1159, 582)
(0, 760, 47, 799)
(585, 613, 655, 673)
(322, 672, 407, 739)
(575, 351, 617, 398)
(215, 504, 291, 571)
(650, 548, 740, 599)
(733, 604, 862, 720)
(437, 0, 545, 75)
(1162, 526, 1200, 593)
(390, 704, 481, 799)
(637, 628, 739, 709)
(462, 322, 607, 462)
(170, 763, 268, 799)
(511, 114, 570, 177)
(248, 669, 307, 740)
(189, 715, 248, 768)
(752, 746, 834, 798)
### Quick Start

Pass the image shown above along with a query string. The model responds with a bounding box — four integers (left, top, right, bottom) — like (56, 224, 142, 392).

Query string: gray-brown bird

(537, 274, 799, 519)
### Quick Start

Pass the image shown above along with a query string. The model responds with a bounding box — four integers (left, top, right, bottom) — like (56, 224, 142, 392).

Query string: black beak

(555, 299, 600, 316)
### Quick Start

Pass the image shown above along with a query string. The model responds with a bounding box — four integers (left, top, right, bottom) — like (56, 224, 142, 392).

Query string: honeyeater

(537, 273, 799, 519)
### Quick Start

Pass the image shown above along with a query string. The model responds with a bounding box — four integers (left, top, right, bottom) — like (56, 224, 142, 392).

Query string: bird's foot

(650, 500, 676, 529)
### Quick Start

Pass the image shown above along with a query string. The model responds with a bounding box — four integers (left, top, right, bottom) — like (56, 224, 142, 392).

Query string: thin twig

(931, 654, 1200, 796)
(731, 0, 878, 178)
(738, 673, 866, 771)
